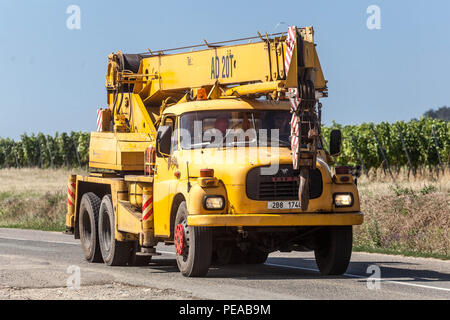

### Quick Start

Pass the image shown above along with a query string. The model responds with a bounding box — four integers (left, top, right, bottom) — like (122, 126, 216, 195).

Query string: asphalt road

(0, 228, 449, 300)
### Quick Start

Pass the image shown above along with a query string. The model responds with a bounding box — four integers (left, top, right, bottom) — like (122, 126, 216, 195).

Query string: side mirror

(156, 125, 173, 157)
(329, 129, 342, 156)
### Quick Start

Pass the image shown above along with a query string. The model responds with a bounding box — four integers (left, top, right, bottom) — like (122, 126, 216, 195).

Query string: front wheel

(314, 226, 353, 275)
(174, 201, 212, 277)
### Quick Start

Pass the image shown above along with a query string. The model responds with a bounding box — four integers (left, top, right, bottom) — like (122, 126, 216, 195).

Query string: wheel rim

(175, 224, 186, 255)
(101, 210, 112, 252)
(81, 210, 92, 249)
(175, 220, 189, 259)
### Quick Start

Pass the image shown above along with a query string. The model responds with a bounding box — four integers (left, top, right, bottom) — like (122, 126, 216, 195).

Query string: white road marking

(265, 262, 450, 293)
(0, 236, 78, 246)
(2, 236, 449, 293)
(159, 250, 176, 255)
(265, 262, 319, 273)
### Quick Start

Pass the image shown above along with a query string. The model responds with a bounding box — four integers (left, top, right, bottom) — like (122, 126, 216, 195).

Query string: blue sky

(0, 0, 449, 139)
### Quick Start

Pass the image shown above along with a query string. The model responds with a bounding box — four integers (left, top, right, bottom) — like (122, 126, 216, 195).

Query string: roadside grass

(353, 245, 450, 261)
(0, 190, 67, 231)
(0, 167, 448, 260)
(0, 168, 85, 232)
(353, 167, 449, 260)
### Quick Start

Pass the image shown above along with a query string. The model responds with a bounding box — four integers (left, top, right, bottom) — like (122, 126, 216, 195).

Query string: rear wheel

(98, 195, 134, 266)
(174, 201, 212, 277)
(79, 193, 103, 263)
(314, 226, 353, 275)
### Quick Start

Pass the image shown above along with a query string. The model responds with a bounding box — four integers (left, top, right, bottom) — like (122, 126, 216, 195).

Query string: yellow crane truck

(65, 26, 363, 277)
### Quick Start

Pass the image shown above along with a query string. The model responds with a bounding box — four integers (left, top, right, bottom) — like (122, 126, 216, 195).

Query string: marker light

(200, 168, 214, 178)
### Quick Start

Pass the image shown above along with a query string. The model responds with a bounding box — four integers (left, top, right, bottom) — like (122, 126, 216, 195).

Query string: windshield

(179, 110, 291, 149)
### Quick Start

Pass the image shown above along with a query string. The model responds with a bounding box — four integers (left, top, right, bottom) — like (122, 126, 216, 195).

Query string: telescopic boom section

(105, 26, 327, 135)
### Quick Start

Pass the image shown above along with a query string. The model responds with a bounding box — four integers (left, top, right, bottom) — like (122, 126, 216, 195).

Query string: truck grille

(246, 165, 323, 201)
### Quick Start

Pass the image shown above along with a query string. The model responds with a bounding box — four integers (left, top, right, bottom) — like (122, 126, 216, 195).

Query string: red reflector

(200, 169, 214, 177)
(335, 166, 350, 174)
(339, 176, 350, 182)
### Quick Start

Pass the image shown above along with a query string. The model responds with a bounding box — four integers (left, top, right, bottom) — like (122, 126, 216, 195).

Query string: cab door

(153, 115, 177, 237)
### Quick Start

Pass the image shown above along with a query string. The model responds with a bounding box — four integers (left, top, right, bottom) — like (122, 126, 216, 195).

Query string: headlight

(334, 193, 353, 207)
(203, 196, 225, 210)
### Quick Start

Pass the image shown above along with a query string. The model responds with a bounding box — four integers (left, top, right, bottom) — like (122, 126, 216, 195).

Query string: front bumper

(187, 212, 364, 227)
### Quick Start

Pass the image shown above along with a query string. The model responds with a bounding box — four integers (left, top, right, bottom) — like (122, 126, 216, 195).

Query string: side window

(162, 116, 177, 154)
(171, 117, 178, 153)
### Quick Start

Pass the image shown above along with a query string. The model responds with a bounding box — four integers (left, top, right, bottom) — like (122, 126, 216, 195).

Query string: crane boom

(105, 26, 327, 124)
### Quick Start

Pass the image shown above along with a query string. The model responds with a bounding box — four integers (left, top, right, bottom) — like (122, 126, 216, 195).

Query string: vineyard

(0, 132, 90, 169)
(0, 118, 448, 171)
(322, 117, 449, 175)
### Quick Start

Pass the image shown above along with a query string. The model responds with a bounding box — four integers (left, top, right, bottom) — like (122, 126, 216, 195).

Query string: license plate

(267, 201, 301, 210)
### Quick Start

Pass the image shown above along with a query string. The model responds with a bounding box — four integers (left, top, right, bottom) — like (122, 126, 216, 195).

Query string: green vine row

(0, 117, 448, 170)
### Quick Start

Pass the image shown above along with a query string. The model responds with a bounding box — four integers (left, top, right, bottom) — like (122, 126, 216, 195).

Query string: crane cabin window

(179, 110, 291, 150)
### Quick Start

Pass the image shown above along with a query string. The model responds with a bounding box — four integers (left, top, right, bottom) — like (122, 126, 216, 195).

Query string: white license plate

(267, 201, 301, 210)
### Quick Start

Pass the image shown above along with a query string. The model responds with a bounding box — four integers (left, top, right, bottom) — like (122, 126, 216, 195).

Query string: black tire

(79, 192, 103, 263)
(314, 226, 353, 275)
(243, 247, 269, 264)
(174, 201, 212, 277)
(98, 194, 134, 266)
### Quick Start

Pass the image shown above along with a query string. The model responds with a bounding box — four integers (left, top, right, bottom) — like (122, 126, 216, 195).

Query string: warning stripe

(284, 26, 297, 75)
(67, 182, 75, 207)
(285, 26, 301, 170)
(143, 208, 153, 221)
(97, 109, 103, 132)
(142, 196, 153, 221)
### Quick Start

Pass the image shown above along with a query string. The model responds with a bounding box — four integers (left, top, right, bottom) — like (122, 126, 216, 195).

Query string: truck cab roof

(163, 98, 291, 116)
